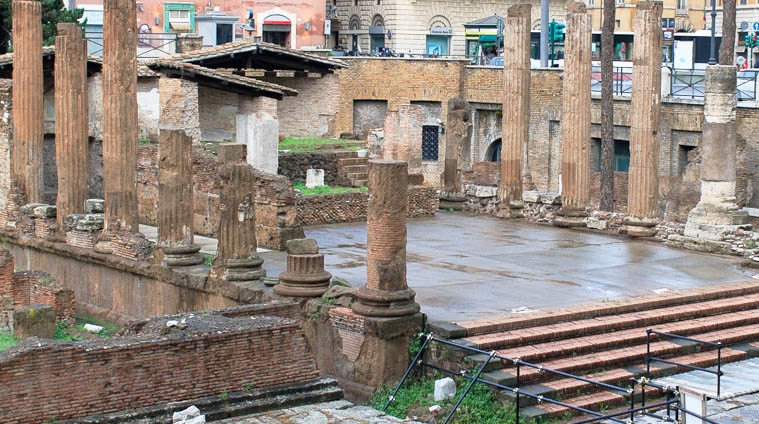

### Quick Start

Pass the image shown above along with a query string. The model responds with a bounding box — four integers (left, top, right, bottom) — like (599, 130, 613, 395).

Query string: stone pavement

(612, 391, 759, 423)
(211, 400, 423, 423)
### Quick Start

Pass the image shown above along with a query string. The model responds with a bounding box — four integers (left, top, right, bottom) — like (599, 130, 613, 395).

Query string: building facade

(331, 0, 568, 56)
(587, 0, 706, 33)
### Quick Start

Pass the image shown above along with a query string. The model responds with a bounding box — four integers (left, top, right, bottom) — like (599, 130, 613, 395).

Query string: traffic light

(746, 32, 758, 49)
(548, 19, 566, 44)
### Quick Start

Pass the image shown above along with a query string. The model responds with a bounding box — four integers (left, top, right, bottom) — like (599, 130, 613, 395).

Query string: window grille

(422, 126, 439, 161)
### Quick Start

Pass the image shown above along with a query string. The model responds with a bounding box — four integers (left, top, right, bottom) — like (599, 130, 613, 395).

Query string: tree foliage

(0, 0, 84, 54)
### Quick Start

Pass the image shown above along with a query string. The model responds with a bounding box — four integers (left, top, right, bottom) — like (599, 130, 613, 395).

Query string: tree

(719, 0, 736, 65)
(0, 0, 84, 54)
(599, 0, 616, 211)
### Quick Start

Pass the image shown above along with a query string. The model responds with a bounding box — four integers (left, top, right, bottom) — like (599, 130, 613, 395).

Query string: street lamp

(709, 0, 717, 65)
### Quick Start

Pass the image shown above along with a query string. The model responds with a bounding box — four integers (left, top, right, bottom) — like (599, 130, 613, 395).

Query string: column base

(274, 270, 332, 297)
(496, 200, 524, 219)
(620, 217, 659, 238)
(683, 203, 750, 241)
(352, 287, 420, 318)
(158, 244, 204, 267)
(212, 255, 266, 282)
(552, 209, 587, 228)
(109, 230, 151, 261)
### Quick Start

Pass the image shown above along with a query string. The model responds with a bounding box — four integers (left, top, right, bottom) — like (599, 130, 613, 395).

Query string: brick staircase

(336, 151, 368, 187)
(428, 281, 759, 421)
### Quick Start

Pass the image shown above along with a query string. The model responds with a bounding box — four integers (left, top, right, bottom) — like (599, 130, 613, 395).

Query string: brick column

(103, 0, 139, 233)
(554, 3, 591, 228)
(11, 0, 44, 204)
(498, 4, 531, 218)
(623, 1, 662, 237)
(210, 144, 265, 283)
(683, 65, 748, 240)
(55, 23, 89, 230)
(156, 129, 203, 266)
(352, 160, 420, 317)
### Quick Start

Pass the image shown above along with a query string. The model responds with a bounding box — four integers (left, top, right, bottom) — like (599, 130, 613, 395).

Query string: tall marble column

(498, 4, 532, 218)
(156, 129, 203, 266)
(352, 160, 420, 317)
(55, 23, 89, 229)
(624, 1, 663, 237)
(683, 66, 748, 239)
(11, 0, 44, 204)
(554, 2, 591, 227)
(103, 0, 139, 233)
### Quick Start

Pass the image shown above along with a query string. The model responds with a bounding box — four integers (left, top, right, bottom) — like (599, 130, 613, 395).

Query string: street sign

(324, 19, 331, 34)
(497, 19, 504, 37)
(753, 21, 759, 31)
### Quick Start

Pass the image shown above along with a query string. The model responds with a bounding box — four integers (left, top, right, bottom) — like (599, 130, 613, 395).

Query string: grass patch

(55, 321, 75, 341)
(368, 375, 533, 424)
(293, 182, 367, 195)
(0, 332, 18, 351)
(75, 316, 118, 338)
(279, 137, 363, 152)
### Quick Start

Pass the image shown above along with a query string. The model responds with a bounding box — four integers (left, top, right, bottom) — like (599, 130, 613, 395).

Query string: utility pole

(709, 0, 717, 64)
(541, 0, 549, 67)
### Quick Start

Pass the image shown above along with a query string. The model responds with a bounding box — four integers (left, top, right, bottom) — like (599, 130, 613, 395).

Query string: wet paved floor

(259, 212, 753, 322)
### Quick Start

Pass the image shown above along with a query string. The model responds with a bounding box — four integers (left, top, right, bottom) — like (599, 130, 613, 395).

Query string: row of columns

(498, 1, 664, 235)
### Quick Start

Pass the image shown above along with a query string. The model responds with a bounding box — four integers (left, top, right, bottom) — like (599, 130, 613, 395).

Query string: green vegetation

(279, 137, 364, 152)
(368, 376, 537, 424)
(202, 253, 214, 267)
(0, 331, 18, 351)
(76, 316, 118, 338)
(218, 391, 229, 401)
(0, 0, 85, 54)
(138, 138, 152, 145)
(55, 321, 74, 341)
(321, 296, 336, 305)
(293, 181, 367, 195)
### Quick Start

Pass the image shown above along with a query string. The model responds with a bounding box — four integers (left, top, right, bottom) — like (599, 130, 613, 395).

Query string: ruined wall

(295, 186, 439, 226)
(278, 151, 353, 186)
(198, 85, 239, 142)
(262, 72, 341, 138)
(0, 308, 320, 424)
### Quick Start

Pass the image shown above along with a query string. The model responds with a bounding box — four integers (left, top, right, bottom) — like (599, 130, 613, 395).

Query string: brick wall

(262, 72, 341, 138)
(295, 186, 439, 226)
(198, 86, 239, 142)
(0, 311, 321, 423)
(328, 306, 365, 362)
(137, 143, 303, 250)
(278, 151, 352, 187)
(158, 76, 200, 143)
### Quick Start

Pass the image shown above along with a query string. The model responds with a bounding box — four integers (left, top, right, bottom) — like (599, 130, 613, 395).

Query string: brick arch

(371, 13, 385, 27)
(484, 138, 502, 162)
(427, 14, 451, 30)
(349, 14, 361, 30)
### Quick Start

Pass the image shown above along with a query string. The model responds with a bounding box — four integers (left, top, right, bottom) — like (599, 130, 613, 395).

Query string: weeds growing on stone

(0, 332, 18, 351)
(293, 181, 367, 195)
(202, 253, 214, 267)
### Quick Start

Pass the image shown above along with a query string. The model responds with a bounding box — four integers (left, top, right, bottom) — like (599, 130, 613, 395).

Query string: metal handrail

(646, 329, 723, 398)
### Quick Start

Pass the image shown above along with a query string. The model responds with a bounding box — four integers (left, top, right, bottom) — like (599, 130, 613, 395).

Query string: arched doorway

(485, 138, 501, 162)
(369, 14, 385, 54)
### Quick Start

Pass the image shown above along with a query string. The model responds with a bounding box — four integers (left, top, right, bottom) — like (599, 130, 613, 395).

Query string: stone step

(341, 165, 367, 173)
(334, 151, 358, 159)
(337, 157, 369, 166)
(462, 292, 759, 350)
(432, 280, 759, 338)
(346, 172, 368, 180)
(351, 180, 368, 188)
(495, 309, 759, 364)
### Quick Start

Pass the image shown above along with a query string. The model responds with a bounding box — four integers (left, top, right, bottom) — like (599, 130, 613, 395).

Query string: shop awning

(170, 22, 191, 31)
(479, 34, 497, 43)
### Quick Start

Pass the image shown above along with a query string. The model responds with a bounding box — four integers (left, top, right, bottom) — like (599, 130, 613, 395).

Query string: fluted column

(156, 129, 203, 266)
(352, 160, 420, 317)
(103, 0, 139, 233)
(11, 0, 44, 204)
(554, 3, 591, 228)
(55, 23, 89, 229)
(499, 4, 531, 218)
(210, 144, 265, 282)
(624, 1, 663, 237)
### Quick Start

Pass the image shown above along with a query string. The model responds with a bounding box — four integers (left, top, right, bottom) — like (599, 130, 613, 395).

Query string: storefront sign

(430, 27, 452, 35)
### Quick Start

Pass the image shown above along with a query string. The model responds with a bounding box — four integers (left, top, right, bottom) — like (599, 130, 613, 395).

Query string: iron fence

(591, 66, 633, 97)
(85, 32, 177, 59)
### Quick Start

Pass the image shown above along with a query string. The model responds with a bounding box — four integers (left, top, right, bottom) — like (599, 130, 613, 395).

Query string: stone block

(32, 205, 56, 218)
(20, 203, 46, 215)
(522, 191, 541, 203)
(434, 377, 456, 401)
(173, 405, 205, 424)
(85, 199, 104, 213)
(306, 169, 325, 189)
(13, 304, 56, 340)
(217, 143, 246, 164)
(76, 214, 104, 231)
(586, 217, 608, 230)
(474, 185, 498, 198)
(286, 238, 319, 254)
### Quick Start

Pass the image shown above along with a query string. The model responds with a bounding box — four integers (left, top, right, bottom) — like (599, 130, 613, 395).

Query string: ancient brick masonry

(211, 144, 266, 283)
(352, 160, 420, 317)
(554, 2, 591, 228)
(499, 4, 531, 218)
(103, 0, 139, 233)
(55, 23, 89, 229)
(624, 1, 663, 237)
(156, 129, 203, 266)
(11, 0, 44, 204)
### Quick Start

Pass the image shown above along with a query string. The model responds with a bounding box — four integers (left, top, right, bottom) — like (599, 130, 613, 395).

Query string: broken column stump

(443, 98, 473, 194)
(274, 238, 332, 297)
(13, 304, 56, 340)
(210, 144, 265, 283)
(554, 2, 591, 228)
(623, 1, 663, 238)
(498, 4, 531, 219)
(353, 160, 420, 318)
(156, 129, 202, 267)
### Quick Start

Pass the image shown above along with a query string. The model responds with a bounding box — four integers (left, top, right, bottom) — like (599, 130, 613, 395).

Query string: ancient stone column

(55, 23, 89, 230)
(156, 130, 203, 266)
(443, 98, 473, 194)
(554, 3, 591, 228)
(210, 144, 265, 282)
(623, 1, 663, 237)
(683, 66, 748, 240)
(352, 160, 420, 317)
(11, 0, 44, 204)
(103, 0, 139, 233)
(274, 238, 332, 297)
(498, 4, 532, 218)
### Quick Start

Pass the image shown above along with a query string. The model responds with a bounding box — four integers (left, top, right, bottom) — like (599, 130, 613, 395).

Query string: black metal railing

(646, 329, 723, 398)
(670, 67, 706, 100)
(591, 66, 633, 97)
(85, 33, 177, 59)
